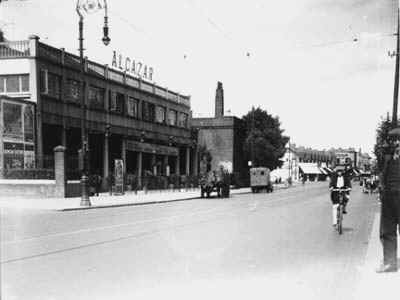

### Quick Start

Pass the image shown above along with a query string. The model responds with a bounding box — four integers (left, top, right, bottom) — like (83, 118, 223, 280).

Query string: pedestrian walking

(377, 140, 400, 273)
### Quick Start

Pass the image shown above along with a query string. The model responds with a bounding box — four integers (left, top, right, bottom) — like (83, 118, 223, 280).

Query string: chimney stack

(215, 81, 224, 118)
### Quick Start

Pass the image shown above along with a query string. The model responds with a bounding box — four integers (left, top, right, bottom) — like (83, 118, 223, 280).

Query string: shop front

(0, 96, 36, 178)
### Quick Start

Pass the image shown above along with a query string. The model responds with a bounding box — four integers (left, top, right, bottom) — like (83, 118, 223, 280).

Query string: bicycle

(331, 188, 351, 235)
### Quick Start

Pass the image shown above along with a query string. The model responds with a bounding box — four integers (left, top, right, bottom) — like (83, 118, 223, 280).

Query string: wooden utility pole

(392, 8, 400, 128)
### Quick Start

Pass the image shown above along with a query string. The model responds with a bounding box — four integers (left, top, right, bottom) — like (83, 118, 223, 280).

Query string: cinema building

(0, 36, 198, 186)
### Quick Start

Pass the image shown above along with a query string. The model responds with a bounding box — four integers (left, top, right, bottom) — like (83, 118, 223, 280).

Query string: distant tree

(241, 107, 289, 170)
(373, 114, 394, 173)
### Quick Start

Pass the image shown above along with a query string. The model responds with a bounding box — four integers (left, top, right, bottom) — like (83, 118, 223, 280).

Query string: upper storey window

(0, 74, 29, 94)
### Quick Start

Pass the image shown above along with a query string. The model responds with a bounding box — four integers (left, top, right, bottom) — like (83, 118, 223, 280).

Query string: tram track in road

(1, 185, 328, 264)
(3, 184, 326, 245)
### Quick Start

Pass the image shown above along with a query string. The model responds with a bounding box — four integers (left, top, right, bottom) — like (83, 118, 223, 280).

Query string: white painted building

(271, 147, 299, 182)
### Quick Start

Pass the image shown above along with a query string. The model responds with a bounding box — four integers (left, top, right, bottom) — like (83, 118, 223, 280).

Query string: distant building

(192, 82, 248, 186)
(271, 146, 300, 182)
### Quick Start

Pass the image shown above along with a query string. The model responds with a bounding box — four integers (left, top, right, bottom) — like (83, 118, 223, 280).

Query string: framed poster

(114, 159, 124, 195)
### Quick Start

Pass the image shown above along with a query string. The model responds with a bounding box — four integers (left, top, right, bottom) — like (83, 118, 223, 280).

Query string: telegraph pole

(392, 7, 400, 128)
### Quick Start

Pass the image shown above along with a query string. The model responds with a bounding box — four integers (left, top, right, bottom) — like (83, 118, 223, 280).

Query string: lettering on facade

(125, 140, 178, 156)
(112, 51, 154, 81)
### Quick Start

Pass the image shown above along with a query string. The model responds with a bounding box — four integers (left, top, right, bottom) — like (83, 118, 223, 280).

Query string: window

(127, 97, 138, 117)
(110, 92, 125, 114)
(142, 101, 155, 122)
(47, 72, 61, 98)
(142, 101, 148, 120)
(155, 106, 166, 123)
(21, 75, 29, 92)
(40, 70, 60, 98)
(109, 92, 125, 114)
(3, 101, 23, 140)
(40, 70, 48, 94)
(0, 74, 29, 94)
(6, 75, 19, 92)
(23, 105, 34, 143)
(67, 79, 81, 102)
(116, 93, 125, 114)
(168, 109, 177, 126)
(178, 112, 188, 128)
(88, 86, 104, 109)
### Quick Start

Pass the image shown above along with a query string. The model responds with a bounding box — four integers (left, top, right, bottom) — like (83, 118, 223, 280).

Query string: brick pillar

(54, 145, 66, 197)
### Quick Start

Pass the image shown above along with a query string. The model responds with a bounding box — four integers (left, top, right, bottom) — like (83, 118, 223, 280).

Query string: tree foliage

(241, 107, 289, 170)
(374, 115, 393, 173)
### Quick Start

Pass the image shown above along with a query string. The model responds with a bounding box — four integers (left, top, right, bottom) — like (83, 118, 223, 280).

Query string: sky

(0, 0, 398, 154)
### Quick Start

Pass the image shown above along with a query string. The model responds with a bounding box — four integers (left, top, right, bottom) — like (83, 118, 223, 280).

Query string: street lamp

(76, 0, 110, 206)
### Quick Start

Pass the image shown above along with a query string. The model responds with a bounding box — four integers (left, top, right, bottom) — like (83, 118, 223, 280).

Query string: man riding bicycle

(329, 167, 352, 227)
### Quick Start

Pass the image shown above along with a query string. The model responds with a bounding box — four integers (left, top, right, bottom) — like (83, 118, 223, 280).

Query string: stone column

(122, 138, 127, 174)
(176, 153, 180, 175)
(61, 127, 67, 147)
(193, 148, 198, 176)
(137, 151, 142, 187)
(54, 146, 66, 197)
(103, 133, 109, 189)
(186, 147, 190, 175)
(151, 153, 156, 175)
(164, 155, 169, 175)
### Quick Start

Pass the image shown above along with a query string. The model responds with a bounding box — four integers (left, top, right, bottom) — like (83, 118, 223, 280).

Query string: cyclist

(329, 167, 352, 227)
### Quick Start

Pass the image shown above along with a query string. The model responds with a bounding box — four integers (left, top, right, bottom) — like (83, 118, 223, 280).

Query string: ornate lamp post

(76, 0, 110, 206)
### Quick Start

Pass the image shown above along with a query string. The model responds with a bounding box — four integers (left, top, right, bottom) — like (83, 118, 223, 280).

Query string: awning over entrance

(126, 140, 179, 156)
(319, 167, 328, 175)
(299, 163, 322, 175)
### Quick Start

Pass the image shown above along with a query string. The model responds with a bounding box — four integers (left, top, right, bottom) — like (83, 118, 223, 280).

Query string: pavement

(0, 181, 303, 211)
(353, 210, 400, 299)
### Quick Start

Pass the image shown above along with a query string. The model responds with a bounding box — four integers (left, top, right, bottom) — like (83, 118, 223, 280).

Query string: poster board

(114, 159, 124, 195)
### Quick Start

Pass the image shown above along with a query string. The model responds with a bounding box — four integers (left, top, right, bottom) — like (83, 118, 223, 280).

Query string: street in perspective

(1, 0, 400, 299)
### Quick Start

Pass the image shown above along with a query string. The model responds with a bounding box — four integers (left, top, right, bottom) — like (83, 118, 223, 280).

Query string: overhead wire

(182, 0, 254, 59)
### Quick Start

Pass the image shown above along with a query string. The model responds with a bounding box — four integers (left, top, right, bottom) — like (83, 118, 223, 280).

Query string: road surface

(1, 183, 379, 300)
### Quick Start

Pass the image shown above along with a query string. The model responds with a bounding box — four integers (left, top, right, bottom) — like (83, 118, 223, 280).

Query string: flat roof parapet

(0, 39, 190, 108)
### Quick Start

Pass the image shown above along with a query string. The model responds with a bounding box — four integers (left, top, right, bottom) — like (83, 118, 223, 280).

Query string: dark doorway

(42, 124, 62, 155)
(126, 151, 137, 174)
(109, 135, 122, 174)
(88, 133, 103, 176)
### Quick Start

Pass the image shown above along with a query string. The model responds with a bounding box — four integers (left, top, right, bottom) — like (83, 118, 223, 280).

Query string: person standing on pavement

(377, 140, 400, 273)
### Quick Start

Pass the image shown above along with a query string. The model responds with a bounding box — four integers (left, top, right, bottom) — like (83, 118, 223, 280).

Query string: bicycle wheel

(337, 204, 343, 235)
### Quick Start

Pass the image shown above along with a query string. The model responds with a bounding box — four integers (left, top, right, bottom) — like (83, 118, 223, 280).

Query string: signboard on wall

(111, 51, 154, 81)
(125, 140, 179, 156)
(114, 159, 124, 195)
